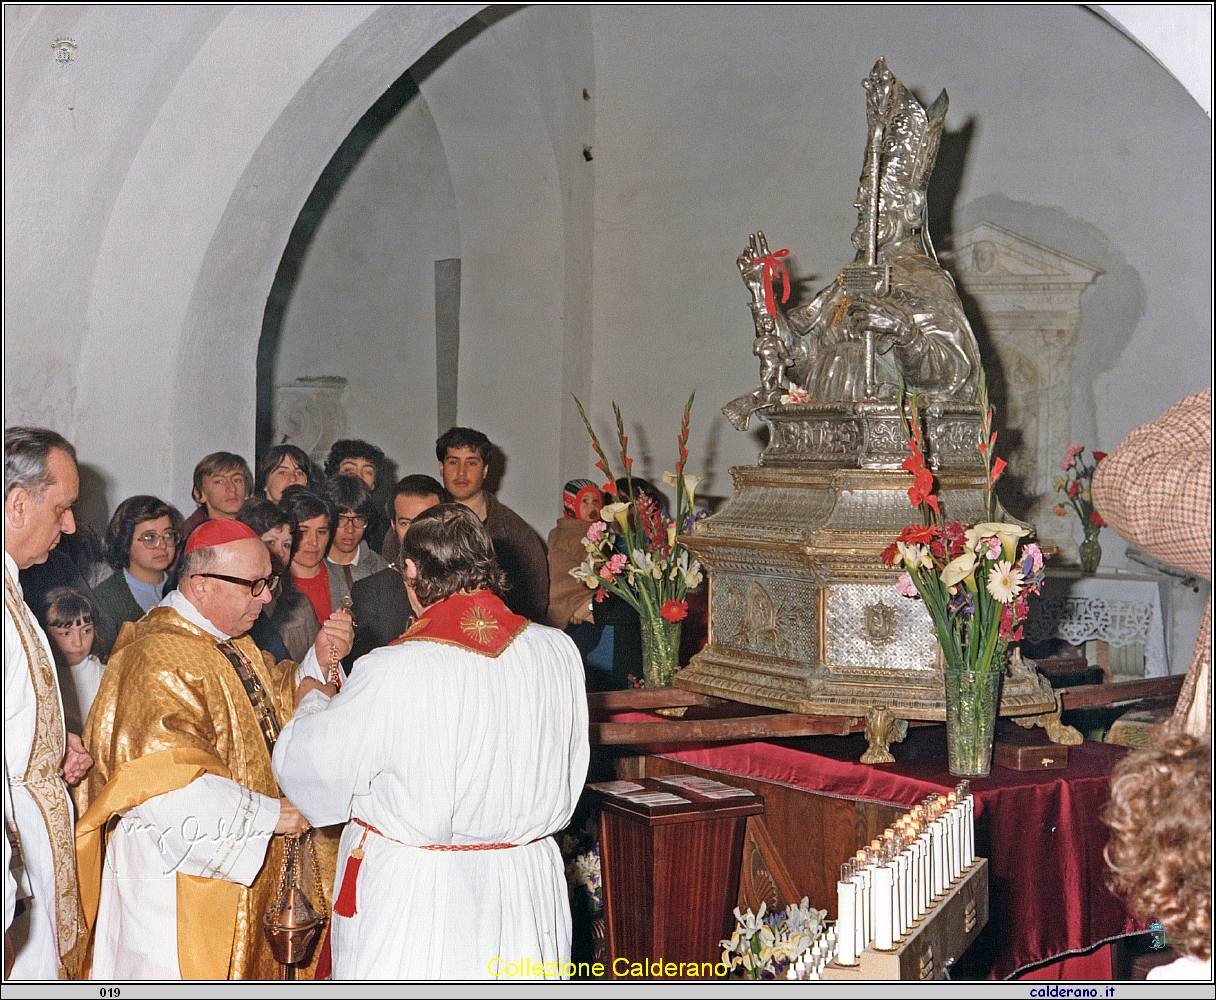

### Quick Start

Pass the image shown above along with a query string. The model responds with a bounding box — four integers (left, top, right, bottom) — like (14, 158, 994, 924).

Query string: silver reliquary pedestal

(676, 58, 1057, 728)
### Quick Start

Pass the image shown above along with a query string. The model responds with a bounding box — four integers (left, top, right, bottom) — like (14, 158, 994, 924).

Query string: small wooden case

(993, 729, 1069, 771)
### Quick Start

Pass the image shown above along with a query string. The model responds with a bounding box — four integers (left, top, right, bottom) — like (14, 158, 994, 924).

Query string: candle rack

(789, 782, 989, 980)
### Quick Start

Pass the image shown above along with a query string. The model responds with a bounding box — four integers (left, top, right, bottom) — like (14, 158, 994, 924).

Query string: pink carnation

(586, 520, 607, 543)
(606, 553, 628, 574)
(895, 572, 918, 598)
(1022, 542, 1044, 574)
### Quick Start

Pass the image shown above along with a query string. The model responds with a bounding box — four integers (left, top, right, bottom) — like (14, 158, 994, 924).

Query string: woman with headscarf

(546, 480, 612, 684)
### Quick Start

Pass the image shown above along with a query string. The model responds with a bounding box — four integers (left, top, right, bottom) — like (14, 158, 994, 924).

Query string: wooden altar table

(622, 725, 1145, 980)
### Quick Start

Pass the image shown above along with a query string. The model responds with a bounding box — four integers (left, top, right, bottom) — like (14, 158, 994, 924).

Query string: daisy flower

(986, 560, 1024, 604)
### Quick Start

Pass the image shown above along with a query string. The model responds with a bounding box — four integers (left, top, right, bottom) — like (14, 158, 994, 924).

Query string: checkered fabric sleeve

(1091, 389, 1211, 580)
(1092, 388, 1212, 737)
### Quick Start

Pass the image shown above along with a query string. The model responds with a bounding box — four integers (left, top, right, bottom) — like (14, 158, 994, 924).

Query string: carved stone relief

(272, 376, 348, 468)
(940, 222, 1101, 558)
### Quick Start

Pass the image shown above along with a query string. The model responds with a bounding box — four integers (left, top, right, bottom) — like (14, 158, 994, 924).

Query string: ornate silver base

(757, 400, 986, 471)
(675, 465, 1055, 723)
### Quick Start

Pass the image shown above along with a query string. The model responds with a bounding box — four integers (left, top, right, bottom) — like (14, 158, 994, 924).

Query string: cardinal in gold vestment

(73, 521, 350, 979)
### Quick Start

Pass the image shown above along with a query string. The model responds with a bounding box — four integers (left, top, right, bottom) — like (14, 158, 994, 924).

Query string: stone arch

(71, 6, 487, 512)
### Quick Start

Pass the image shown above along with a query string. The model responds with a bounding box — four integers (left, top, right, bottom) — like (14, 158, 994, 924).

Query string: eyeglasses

(136, 530, 182, 549)
(191, 572, 280, 597)
(336, 514, 368, 529)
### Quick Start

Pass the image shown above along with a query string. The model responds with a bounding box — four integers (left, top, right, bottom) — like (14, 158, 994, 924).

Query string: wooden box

(588, 776, 764, 979)
(994, 729, 1069, 771)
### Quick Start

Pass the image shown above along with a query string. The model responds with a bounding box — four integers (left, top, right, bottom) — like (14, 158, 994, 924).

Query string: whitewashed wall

(4, 4, 1211, 551)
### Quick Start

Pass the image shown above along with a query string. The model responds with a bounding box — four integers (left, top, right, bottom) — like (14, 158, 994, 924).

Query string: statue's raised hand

(737, 232, 772, 306)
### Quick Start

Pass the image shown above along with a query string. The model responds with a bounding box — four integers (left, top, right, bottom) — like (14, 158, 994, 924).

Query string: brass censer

(264, 831, 326, 978)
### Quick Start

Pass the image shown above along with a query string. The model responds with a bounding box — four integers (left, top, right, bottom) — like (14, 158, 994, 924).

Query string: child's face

(48, 616, 94, 668)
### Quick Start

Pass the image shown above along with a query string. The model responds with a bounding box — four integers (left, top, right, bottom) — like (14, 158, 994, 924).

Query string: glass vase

(943, 665, 1003, 777)
(1079, 524, 1102, 575)
(639, 613, 682, 688)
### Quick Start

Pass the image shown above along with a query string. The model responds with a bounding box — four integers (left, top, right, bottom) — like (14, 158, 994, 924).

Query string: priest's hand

(61, 732, 93, 786)
(275, 798, 311, 836)
(313, 607, 355, 666)
(295, 676, 338, 706)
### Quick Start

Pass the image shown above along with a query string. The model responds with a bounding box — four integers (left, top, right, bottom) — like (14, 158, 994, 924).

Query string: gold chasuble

(75, 607, 336, 979)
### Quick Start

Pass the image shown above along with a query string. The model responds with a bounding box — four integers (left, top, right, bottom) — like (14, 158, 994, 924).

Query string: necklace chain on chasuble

(216, 641, 281, 756)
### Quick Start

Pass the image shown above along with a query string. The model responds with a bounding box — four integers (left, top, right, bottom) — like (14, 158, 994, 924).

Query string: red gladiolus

(1067, 480, 1080, 499)
(1093, 451, 1107, 462)
(660, 599, 688, 622)
(880, 542, 899, 566)
(901, 452, 924, 475)
(991, 457, 1007, 482)
(1090, 511, 1106, 527)
(602, 479, 617, 496)
(908, 468, 939, 512)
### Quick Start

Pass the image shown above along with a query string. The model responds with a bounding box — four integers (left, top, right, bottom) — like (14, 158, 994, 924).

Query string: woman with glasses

(95, 495, 184, 627)
(324, 474, 388, 607)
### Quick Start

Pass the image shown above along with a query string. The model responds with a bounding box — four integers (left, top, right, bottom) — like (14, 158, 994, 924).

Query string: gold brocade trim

(4, 567, 87, 976)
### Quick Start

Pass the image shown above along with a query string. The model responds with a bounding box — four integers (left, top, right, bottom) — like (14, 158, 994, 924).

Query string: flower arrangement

(881, 372, 1045, 775)
(570, 394, 705, 686)
(719, 899, 828, 980)
(564, 847, 602, 915)
(1053, 444, 1107, 573)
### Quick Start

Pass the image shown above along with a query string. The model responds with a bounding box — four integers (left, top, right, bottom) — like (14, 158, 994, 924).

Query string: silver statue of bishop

(726, 58, 982, 439)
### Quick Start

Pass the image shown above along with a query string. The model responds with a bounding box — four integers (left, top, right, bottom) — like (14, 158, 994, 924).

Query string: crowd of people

(4, 394, 1210, 981)
(4, 424, 589, 980)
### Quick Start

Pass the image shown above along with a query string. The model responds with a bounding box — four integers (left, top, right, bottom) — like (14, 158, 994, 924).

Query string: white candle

(967, 797, 976, 865)
(919, 834, 930, 914)
(931, 820, 945, 897)
(837, 880, 857, 965)
(944, 811, 956, 883)
(895, 851, 909, 937)
(952, 809, 963, 879)
(858, 865, 871, 949)
(873, 863, 894, 950)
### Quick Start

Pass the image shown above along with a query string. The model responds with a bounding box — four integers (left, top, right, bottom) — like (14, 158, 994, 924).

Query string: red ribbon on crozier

(756, 249, 791, 318)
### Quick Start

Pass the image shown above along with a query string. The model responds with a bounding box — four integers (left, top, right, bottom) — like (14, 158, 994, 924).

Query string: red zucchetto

(183, 517, 261, 554)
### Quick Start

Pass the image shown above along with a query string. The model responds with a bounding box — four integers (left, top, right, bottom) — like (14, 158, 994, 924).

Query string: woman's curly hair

(1104, 731, 1211, 960)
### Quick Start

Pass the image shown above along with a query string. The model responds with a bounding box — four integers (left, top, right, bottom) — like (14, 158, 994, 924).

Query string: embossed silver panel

(825, 583, 938, 674)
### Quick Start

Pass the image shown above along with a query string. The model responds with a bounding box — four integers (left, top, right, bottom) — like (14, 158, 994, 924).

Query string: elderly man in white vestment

(4, 427, 92, 979)
(274, 503, 590, 979)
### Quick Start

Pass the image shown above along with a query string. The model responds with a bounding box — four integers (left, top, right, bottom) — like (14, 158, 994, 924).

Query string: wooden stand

(590, 777, 763, 979)
(823, 858, 988, 981)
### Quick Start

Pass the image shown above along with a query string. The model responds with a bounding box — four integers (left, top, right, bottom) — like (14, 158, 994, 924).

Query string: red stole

(390, 590, 527, 658)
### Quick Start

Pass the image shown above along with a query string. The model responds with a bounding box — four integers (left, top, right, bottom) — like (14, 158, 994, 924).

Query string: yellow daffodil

(965, 521, 1029, 561)
(940, 551, 978, 589)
